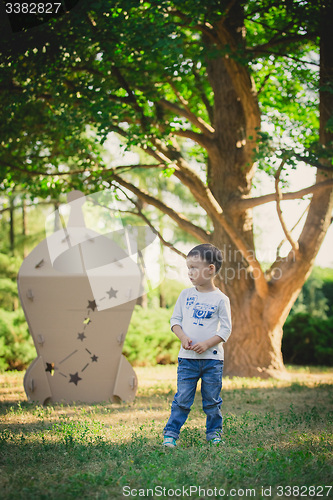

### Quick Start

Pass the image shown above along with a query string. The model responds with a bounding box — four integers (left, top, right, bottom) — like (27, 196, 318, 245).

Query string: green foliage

(0, 253, 21, 320)
(290, 268, 331, 319)
(0, 0, 324, 196)
(313, 267, 333, 317)
(282, 313, 333, 366)
(0, 308, 35, 371)
(0, 195, 52, 258)
(0, 252, 21, 279)
(283, 264, 333, 371)
(123, 306, 180, 365)
(0, 252, 35, 371)
(0, 251, 35, 371)
(148, 278, 185, 309)
(159, 279, 185, 309)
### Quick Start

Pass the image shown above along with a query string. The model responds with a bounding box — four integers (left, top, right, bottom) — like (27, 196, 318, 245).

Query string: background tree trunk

(22, 198, 28, 258)
(9, 195, 15, 256)
(206, 1, 333, 377)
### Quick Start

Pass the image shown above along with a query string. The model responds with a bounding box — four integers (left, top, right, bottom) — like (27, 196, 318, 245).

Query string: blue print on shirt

(192, 303, 217, 326)
(186, 295, 197, 309)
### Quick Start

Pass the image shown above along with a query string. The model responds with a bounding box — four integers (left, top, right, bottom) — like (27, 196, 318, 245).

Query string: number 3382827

(6, 3, 62, 14)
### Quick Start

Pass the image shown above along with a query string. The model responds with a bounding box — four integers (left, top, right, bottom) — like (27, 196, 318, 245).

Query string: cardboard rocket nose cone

(18, 191, 139, 404)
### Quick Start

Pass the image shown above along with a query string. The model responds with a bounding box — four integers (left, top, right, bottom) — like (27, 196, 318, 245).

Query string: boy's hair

(187, 244, 223, 274)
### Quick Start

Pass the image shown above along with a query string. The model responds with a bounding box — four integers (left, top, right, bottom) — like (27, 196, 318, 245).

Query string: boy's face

(186, 255, 215, 287)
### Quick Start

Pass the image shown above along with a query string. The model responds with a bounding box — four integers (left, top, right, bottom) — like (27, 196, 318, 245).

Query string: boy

(163, 243, 232, 447)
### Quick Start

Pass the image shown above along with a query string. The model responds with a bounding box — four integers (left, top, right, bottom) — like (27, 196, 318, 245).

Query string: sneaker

(210, 437, 224, 445)
(163, 436, 177, 447)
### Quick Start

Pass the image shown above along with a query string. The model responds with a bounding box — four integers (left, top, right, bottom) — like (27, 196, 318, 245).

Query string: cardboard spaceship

(18, 191, 154, 404)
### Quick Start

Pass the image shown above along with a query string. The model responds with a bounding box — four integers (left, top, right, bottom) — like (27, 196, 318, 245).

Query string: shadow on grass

(1, 407, 332, 500)
(1, 369, 332, 499)
(1, 382, 333, 421)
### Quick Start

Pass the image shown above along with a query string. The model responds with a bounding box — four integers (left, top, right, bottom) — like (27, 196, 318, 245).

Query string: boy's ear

(209, 264, 216, 273)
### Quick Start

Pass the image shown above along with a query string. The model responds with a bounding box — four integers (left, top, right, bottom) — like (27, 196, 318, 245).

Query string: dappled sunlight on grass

(0, 366, 332, 499)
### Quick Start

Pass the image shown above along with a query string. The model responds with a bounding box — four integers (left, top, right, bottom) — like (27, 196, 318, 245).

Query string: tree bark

(203, 1, 333, 377)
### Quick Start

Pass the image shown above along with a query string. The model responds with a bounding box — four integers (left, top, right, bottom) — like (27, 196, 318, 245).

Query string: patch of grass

(0, 367, 332, 499)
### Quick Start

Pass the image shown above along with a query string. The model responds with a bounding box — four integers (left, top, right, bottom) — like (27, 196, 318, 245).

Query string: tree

(0, 0, 332, 376)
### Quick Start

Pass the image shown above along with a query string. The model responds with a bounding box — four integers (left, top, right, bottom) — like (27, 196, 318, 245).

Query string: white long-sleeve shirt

(170, 287, 232, 360)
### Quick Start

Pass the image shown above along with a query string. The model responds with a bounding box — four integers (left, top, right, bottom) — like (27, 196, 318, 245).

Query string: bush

(123, 305, 180, 366)
(282, 312, 333, 366)
(0, 303, 179, 371)
(290, 267, 333, 319)
(146, 279, 186, 309)
(0, 308, 36, 371)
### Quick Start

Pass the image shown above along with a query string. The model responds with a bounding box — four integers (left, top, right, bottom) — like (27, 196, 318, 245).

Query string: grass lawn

(0, 365, 332, 499)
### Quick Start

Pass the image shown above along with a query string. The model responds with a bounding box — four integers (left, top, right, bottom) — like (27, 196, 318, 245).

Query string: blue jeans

(163, 358, 224, 441)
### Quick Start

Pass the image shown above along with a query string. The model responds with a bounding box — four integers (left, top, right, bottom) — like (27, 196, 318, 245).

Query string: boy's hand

(181, 336, 193, 350)
(190, 341, 209, 354)
(172, 324, 192, 350)
(190, 335, 222, 354)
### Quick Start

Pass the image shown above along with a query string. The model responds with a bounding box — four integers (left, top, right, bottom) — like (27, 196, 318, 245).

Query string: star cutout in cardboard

(78, 332, 86, 341)
(91, 354, 98, 362)
(106, 287, 118, 299)
(87, 299, 97, 312)
(69, 372, 82, 386)
(45, 362, 54, 374)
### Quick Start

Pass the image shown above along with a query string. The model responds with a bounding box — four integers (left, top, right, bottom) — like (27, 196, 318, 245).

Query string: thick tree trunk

(204, 1, 333, 377)
(213, 233, 291, 378)
(222, 294, 286, 378)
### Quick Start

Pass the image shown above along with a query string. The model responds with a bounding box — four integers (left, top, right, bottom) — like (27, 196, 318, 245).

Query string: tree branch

(292, 153, 333, 173)
(0, 159, 91, 177)
(248, 28, 317, 56)
(128, 208, 187, 259)
(232, 179, 333, 211)
(168, 9, 217, 43)
(123, 143, 269, 296)
(110, 173, 211, 243)
(257, 72, 273, 96)
(275, 203, 309, 259)
(0, 157, 166, 179)
(159, 98, 215, 139)
(109, 164, 166, 175)
(215, 212, 268, 297)
(248, 48, 320, 67)
(167, 80, 215, 135)
(138, 143, 268, 295)
(139, 140, 226, 223)
(192, 68, 214, 124)
(89, 191, 186, 259)
(148, 138, 226, 221)
(274, 160, 299, 254)
(0, 199, 58, 214)
(173, 129, 214, 149)
(110, 63, 151, 133)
